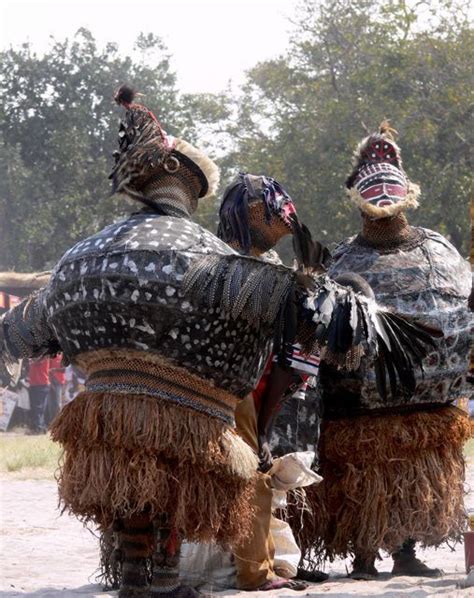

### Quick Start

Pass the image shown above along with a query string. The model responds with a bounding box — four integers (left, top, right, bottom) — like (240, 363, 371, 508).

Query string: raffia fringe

(287, 406, 470, 566)
(50, 391, 257, 544)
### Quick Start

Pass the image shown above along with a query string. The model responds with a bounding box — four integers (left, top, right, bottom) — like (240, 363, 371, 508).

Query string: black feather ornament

(217, 179, 252, 252)
(114, 84, 136, 106)
(374, 352, 388, 400)
(290, 214, 331, 271)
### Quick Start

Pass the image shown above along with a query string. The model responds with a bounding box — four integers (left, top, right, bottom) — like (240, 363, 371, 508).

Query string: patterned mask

(346, 123, 420, 219)
(354, 162, 408, 209)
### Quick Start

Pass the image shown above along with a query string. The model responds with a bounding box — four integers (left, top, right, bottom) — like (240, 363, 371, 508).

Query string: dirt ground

(1, 463, 474, 597)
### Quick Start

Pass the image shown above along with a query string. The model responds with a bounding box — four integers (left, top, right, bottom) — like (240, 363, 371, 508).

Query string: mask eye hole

(164, 156, 180, 173)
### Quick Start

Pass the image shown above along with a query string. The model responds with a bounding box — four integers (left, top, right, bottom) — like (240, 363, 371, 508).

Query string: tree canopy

(0, 30, 210, 270)
(0, 0, 472, 271)
(222, 0, 473, 256)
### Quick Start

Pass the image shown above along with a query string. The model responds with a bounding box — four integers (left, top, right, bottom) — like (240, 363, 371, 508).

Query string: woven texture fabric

(354, 213, 425, 252)
(118, 166, 203, 218)
(247, 202, 292, 254)
(79, 349, 238, 424)
(41, 211, 274, 399)
(143, 171, 201, 217)
(324, 225, 471, 414)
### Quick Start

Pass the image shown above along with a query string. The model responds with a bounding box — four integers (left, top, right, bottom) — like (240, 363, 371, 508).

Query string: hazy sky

(0, 0, 297, 93)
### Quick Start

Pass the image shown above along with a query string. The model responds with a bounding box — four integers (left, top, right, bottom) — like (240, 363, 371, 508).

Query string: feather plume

(291, 214, 331, 272)
(114, 84, 136, 106)
(305, 273, 441, 399)
(378, 119, 398, 139)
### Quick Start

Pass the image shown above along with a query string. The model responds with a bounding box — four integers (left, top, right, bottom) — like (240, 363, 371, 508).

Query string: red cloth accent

(252, 349, 312, 411)
(166, 528, 179, 556)
(8, 294, 21, 307)
(0, 292, 21, 309)
(252, 355, 274, 411)
(28, 358, 51, 387)
(49, 354, 66, 385)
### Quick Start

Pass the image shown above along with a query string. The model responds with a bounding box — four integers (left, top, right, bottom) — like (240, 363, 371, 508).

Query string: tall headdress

(110, 85, 219, 216)
(345, 121, 420, 219)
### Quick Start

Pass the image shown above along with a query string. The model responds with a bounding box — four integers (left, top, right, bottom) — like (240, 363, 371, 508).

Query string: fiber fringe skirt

(287, 405, 470, 567)
(50, 390, 258, 546)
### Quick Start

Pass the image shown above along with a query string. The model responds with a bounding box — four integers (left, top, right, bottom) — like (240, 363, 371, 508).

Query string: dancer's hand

(258, 437, 273, 473)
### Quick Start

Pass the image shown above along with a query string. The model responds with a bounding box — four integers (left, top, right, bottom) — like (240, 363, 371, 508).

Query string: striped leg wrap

(118, 514, 154, 597)
(150, 526, 181, 595)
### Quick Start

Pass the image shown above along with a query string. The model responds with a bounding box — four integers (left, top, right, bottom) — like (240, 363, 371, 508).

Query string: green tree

(0, 29, 217, 270)
(222, 0, 473, 256)
(1, 5, 472, 270)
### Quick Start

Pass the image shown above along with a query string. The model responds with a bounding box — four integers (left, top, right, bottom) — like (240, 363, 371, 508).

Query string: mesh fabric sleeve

(0, 290, 60, 384)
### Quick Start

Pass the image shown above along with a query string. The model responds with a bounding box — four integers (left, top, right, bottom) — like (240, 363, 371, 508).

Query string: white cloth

(270, 450, 322, 493)
(180, 451, 322, 589)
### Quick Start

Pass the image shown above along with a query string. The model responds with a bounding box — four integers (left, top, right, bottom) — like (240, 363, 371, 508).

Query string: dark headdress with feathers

(109, 84, 219, 208)
(218, 173, 330, 271)
(217, 173, 290, 253)
(110, 85, 173, 195)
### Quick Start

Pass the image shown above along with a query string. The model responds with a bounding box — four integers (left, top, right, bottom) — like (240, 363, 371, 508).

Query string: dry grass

(0, 432, 62, 478)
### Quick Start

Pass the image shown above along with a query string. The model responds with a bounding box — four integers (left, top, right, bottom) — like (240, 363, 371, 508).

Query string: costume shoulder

(56, 212, 232, 270)
(422, 228, 462, 252)
(331, 235, 358, 260)
(421, 228, 471, 299)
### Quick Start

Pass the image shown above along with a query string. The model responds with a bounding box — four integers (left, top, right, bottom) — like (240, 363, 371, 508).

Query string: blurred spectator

(28, 358, 51, 434)
(64, 364, 85, 403)
(46, 354, 66, 425)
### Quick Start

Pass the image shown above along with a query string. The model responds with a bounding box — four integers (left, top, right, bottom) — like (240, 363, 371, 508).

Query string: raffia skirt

(49, 349, 258, 547)
(288, 405, 470, 567)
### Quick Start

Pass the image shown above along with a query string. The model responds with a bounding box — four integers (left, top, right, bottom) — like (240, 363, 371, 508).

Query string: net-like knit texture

(79, 349, 238, 424)
(42, 212, 274, 398)
(324, 226, 471, 415)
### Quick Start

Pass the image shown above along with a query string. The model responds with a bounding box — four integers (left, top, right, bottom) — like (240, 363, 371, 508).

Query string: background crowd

(3, 356, 84, 433)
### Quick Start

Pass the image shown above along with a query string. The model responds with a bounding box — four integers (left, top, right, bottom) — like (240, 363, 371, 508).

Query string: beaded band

(78, 348, 238, 424)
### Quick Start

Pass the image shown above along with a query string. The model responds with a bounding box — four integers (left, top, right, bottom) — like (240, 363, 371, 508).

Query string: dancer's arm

(0, 290, 60, 385)
(256, 363, 301, 472)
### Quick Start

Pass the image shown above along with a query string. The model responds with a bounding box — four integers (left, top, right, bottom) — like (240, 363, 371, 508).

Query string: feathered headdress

(110, 84, 219, 201)
(217, 173, 291, 253)
(218, 173, 330, 271)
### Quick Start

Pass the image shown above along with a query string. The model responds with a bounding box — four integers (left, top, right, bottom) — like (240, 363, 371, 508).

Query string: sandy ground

(1, 466, 474, 598)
